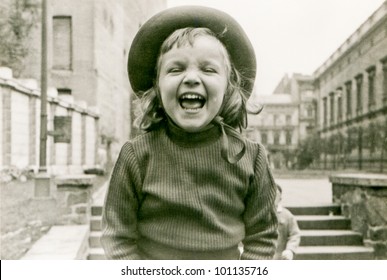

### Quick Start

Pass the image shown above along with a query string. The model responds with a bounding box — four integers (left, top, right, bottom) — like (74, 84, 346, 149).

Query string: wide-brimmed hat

(128, 5, 256, 97)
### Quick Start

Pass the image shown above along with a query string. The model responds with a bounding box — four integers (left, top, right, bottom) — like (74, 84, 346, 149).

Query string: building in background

(313, 2, 387, 172)
(248, 2, 386, 172)
(18, 0, 167, 170)
(247, 73, 316, 169)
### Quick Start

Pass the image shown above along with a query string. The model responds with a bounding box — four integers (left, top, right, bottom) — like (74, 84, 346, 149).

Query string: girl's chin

(176, 122, 213, 133)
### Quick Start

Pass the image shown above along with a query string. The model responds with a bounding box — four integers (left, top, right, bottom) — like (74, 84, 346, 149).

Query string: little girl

(101, 5, 278, 260)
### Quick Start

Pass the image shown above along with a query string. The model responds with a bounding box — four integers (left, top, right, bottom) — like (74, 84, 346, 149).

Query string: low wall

(330, 173, 387, 259)
(55, 174, 95, 225)
(0, 67, 101, 176)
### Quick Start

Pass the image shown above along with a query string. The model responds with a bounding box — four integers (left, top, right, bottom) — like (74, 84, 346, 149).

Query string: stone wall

(55, 175, 95, 225)
(0, 67, 100, 176)
(330, 174, 387, 259)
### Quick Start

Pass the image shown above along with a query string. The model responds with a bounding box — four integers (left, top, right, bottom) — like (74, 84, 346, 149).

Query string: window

(261, 133, 267, 145)
(345, 81, 352, 117)
(274, 132, 280, 145)
(329, 92, 335, 124)
(53, 16, 72, 70)
(286, 131, 292, 145)
(381, 56, 387, 103)
(366, 66, 376, 108)
(273, 114, 278, 126)
(337, 88, 343, 122)
(323, 97, 327, 127)
(307, 105, 313, 118)
(286, 115, 291, 125)
(355, 74, 363, 114)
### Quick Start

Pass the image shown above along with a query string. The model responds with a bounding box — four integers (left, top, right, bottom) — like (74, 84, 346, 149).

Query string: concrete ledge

(55, 174, 95, 188)
(329, 173, 387, 187)
(21, 225, 89, 260)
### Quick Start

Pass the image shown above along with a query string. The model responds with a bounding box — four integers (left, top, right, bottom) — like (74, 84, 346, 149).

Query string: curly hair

(133, 27, 254, 132)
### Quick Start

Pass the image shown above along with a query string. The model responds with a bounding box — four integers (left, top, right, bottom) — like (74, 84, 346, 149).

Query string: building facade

(314, 2, 387, 172)
(19, 0, 167, 169)
(248, 2, 387, 172)
(247, 73, 316, 169)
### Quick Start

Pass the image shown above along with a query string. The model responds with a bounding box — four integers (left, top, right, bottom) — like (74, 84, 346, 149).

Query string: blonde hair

(134, 27, 253, 132)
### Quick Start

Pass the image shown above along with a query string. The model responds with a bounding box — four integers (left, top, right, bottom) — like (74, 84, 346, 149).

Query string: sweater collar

(165, 117, 246, 164)
(165, 120, 221, 147)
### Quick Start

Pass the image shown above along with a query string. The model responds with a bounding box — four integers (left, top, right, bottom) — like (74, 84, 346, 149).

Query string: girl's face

(157, 35, 229, 132)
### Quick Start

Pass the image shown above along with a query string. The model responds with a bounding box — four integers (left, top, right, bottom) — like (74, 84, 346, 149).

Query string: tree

(0, 0, 40, 77)
(296, 133, 322, 169)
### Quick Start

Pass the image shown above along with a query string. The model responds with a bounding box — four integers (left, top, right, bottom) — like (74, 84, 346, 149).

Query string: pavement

(92, 177, 333, 207)
(276, 178, 332, 206)
(21, 225, 89, 260)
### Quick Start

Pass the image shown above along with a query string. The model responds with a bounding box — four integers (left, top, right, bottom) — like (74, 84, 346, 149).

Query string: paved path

(275, 178, 332, 206)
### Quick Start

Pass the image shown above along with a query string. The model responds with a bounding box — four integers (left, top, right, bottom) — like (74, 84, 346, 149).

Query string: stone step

(88, 248, 106, 260)
(296, 215, 351, 230)
(295, 246, 374, 260)
(90, 216, 102, 231)
(89, 231, 102, 248)
(300, 230, 363, 246)
(91, 205, 103, 216)
(287, 204, 341, 216)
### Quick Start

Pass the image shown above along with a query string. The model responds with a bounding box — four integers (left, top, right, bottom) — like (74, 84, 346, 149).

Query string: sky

(167, 0, 386, 97)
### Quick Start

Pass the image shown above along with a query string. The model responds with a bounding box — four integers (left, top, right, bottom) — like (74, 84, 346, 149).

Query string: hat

(128, 5, 256, 97)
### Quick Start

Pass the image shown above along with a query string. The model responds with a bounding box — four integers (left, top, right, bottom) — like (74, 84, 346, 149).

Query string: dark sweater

(101, 123, 278, 260)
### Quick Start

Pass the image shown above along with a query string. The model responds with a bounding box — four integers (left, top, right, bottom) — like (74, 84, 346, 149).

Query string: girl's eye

(203, 67, 217, 73)
(168, 67, 183, 73)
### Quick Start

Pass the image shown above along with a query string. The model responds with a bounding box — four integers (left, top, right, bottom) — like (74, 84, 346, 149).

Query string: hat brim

(128, 5, 256, 97)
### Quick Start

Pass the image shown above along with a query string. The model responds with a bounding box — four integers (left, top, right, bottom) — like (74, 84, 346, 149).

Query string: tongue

(181, 99, 203, 109)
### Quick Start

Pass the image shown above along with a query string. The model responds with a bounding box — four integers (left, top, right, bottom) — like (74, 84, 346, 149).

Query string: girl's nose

(183, 70, 200, 86)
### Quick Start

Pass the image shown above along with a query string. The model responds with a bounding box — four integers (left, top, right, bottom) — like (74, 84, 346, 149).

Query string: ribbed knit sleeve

(100, 142, 142, 260)
(241, 144, 278, 260)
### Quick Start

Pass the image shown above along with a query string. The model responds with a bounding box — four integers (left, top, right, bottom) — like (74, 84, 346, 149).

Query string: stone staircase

(87, 205, 106, 260)
(86, 203, 374, 260)
(288, 204, 374, 260)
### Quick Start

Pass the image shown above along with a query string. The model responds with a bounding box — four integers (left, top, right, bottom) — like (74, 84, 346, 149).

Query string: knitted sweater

(101, 123, 278, 260)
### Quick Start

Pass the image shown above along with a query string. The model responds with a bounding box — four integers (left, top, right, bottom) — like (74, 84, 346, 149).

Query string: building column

(81, 112, 87, 166)
(94, 116, 99, 168)
(29, 95, 37, 167)
(381, 56, 387, 105)
(49, 101, 58, 169)
(67, 107, 74, 169)
(2, 87, 11, 166)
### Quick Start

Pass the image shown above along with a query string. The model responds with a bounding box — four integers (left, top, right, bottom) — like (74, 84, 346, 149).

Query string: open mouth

(179, 93, 206, 111)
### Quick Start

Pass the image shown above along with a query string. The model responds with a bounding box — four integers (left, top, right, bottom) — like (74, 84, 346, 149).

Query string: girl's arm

(241, 145, 278, 260)
(100, 142, 142, 260)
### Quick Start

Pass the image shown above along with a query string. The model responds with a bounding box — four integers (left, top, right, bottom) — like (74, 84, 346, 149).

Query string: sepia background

(0, 0, 386, 260)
